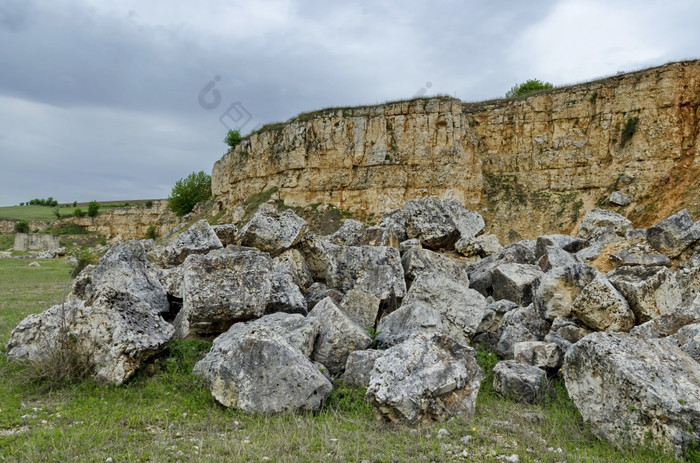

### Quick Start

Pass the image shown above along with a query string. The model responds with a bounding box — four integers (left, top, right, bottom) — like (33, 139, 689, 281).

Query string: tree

(14, 220, 30, 233)
(505, 79, 553, 98)
(224, 129, 242, 148)
(87, 201, 100, 217)
(167, 171, 212, 216)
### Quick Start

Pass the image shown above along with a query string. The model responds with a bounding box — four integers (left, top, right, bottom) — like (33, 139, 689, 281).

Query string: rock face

(366, 334, 483, 424)
(85, 241, 169, 314)
(193, 323, 332, 413)
(493, 360, 549, 404)
(6, 290, 174, 386)
(175, 247, 273, 338)
(563, 332, 700, 455)
(212, 60, 700, 241)
(237, 204, 307, 256)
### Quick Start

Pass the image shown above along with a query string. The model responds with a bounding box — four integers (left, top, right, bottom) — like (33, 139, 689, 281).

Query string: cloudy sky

(1, 0, 698, 206)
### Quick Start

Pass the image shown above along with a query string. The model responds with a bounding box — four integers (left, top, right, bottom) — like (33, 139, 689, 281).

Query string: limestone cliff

(212, 60, 700, 241)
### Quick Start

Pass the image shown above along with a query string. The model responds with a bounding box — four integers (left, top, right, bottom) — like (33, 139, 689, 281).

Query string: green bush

(145, 225, 158, 240)
(167, 171, 212, 216)
(73, 208, 86, 218)
(87, 201, 100, 217)
(70, 247, 98, 278)
(224, 129, 242, 148)
(14, 220, 30, 233)
(145, 200, 153, 209)
(506, 79, 554, 98)
(620, 116, 639, 148)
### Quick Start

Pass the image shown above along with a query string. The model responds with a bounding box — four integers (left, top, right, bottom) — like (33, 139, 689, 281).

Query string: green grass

(0, 234, 13, 251)
(0, 258, 687, 462)
(0, 206, 97, 222)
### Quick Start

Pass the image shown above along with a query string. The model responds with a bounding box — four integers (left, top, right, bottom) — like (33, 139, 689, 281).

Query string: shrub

(87, 201, 100, 217)
(14, 220, 30, 233)
(506, 79, 554, 98)
(71, 247, 98, 278)
(73, 208, 86, 218)
(224, 129, 242, 148)
(620, 116, 639, 148)
(145, 225, 158, 240)
(167, 171, 212, 216)
(145, 200, 153, 209)
(72, 201, 77, 207)
(53, 207, 61, 219)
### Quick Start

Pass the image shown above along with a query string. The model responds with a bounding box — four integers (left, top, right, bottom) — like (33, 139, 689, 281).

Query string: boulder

(513, 341, 561, 369)
(609, 190, 631, 206)
(535, 234, 589, 257)
(491, 263, 544, 306)
(563, 332, 700, 455)
(647, 209, 700, 258)
(238, 204, 307, 257)
(158, 266, 184, 299)
(609, 247, 671, 268)
(631, 295, 700, 338)
(493, 360, 549, 404)
(174, 246, 273, 339)
(402, 197, 484, 250)
(328, 219, 365, 246)
(379, 209, 408, 242)
(495, 305, 551, 359)
(537, 245, 578, 271)
(341, 350, 385, 388)
(6, 289, 174, 386)
(608, 265, 682, 324)
(570, 275, 635, 332)
(544, 317, 592, 355)
(357, 226, 400, 248)
(192, 324, 331, 413)
(577, 209, 632, 240)
(575, 228, 624, 264)
(401, 273, 487, 346)
(267, 265, 307, 315)
(455, 233, 503, 258)
(339, 288, 381, 330)
(86, 241, 169, 315)
(155, 219, 223, 267)
(469, 242, 537, 297)
(303, 282, 343, 311)
(667, 322, 700, 362)
(533, 263, 598, 321)
(475, 299, 519, 336)
(401, 246, 471, 288)
(272, 249, 314, 291)
(211, 224, 238, 246)
(308, 298, 372, 375)
(69, 264, 95, 300)
(375, 301, 443, 348)
(366, 334, 483, 424)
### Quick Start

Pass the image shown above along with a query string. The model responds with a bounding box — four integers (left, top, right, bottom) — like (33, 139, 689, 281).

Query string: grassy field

(0, 257, 686, 462)
(0, 206, 87, 222)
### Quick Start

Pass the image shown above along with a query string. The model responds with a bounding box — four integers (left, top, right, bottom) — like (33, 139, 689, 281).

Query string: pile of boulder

(6, 198, 700, 454)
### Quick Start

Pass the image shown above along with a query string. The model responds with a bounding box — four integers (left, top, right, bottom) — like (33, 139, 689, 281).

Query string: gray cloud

(0, 0, 697, 206)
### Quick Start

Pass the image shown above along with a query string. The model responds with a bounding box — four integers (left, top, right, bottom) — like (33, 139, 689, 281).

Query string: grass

(0, 257, 689, 462)
(0, 206, 84, 222)
(0, 234, 13, 251)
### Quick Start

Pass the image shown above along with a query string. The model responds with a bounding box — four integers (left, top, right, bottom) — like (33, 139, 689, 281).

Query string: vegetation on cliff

(167, 171, 212, 216)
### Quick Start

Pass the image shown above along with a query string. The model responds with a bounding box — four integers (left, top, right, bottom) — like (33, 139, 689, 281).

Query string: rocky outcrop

(212, 60, 700, 241)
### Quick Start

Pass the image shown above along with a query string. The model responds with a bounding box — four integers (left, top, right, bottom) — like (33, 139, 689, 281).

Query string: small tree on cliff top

(505, 79, 554, 98)
(167, 171, 212, 216)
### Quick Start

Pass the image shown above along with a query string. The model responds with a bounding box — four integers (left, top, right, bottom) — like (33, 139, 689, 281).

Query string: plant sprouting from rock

(224, 129, 242, 149)
(167, 171, 212, 216)
(506, 79, 554, 98)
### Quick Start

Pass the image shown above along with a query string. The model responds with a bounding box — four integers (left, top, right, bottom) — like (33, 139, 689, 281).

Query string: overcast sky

(1, 0, 698, 206)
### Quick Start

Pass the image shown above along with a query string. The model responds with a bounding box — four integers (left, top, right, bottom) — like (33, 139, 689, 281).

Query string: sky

(0, 0, 698, 206)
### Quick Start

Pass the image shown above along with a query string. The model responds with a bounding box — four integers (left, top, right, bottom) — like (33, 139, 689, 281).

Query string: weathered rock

(570, 275, 635, 332)
(513, 341, 561, 369)
(475, 299, 519, 335)
(495, 305, 551, 359)
(631, 295, 700, 338)
(647, 209, 700, 258)
(401, 273, 487, 346)
(267, 265, 307, 315)
(158, 266, 184, 299)
(403, 197, 484, 250)
(469, 242, 537, 297)
(192, 324, 331, 413)
(273, 249, 314, 291)
(303, 282, 343, 311)
(609, 247, 671, 268)
(609, 190, 631, 206)
(535, 234, 589, 257)
(379, 209, 408, 242)
(86, 241, 169, 315)
(211, 224, 238, 246)
(339, 288, 380, 330)
(577, 209, 632, 240)
(328, 219, 365, 246)
(6, 289, 174, 386)
(678, 265, 700, 304)
(537, 245, 578, 271)
(155, 219, 223, 267)
(174, 246, 273, 339)
(493, 360, 549, 404)
(667, 322, 700, 362)
(238, 204, 307, 256)
(608, 265, 682, 323)
(366, 333, 483, 424)
(491, 263, 544, 306)
(455, 233, 503, 258)
(563, 332, 700, 455)
(358, 226, 400, 248)
(401, 246, 471, 288)
(544, 317, 592, 355)
(575, 228, 624, 264)
(308, 298, 372, 375)
(375, 301, 443, 348)
(399, 238, 421, 255)
(626, 228, 648, 240)
(341, 350, 385, 388)
(69, 264, 95, 300)
(533, 263, 598, 321)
